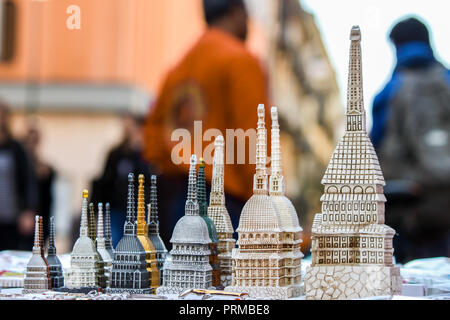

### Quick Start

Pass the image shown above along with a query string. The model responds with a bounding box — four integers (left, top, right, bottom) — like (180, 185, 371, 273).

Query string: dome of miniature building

(27, 254, 48, 268)
(270, 196, 303, 232)
(238, 194, 281, 232)
(115, 234, 146, 253)
(170, 215, 211, 244)
(71, 236, 97, 255)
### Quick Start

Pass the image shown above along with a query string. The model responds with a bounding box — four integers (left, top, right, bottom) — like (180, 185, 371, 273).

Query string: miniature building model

(23, 216, 50, 293)
(46, 216, 64, 289)
(65, 190, 107, 290)
(107, 173, 151, 294)
(105, 203, 115, 252)
(156, 155, 213, 295)
(89, 203, 97, 247)
(225, 104, 303, 299)
(136, 174, 159, 291)
(207, 135, 235, 287)
(96, 203, 114, 286)
(268, 107, 303, 293)
(304, 26, 402, 300)
(197, 158, 221, 287)
(147, 175, 168, 285)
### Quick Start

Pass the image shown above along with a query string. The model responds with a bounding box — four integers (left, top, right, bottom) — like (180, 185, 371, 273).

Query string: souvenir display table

(0, 250, 448, 300)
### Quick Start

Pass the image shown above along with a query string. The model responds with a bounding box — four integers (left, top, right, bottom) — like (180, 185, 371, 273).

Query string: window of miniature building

(330, 214, 334, 222)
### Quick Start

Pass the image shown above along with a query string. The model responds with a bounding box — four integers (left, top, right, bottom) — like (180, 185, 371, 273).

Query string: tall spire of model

(46, 216, 64, 289)
(88, 203, 97, 247)
(268, 106, 303, 296)
(207, 135, 235, 287)
(65, 190, 106, 291)
(104, 203, 114, 250)
(96, 203, 113, 286)
(226, 104, 299, 299)
(254, 104, 268, 194)
(304, 26, 402, 300)
(136, 174, 159, 290)
(147, 175, 167, 286)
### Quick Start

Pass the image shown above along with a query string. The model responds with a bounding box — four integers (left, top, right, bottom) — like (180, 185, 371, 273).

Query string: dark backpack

(380, 63, 450, 186)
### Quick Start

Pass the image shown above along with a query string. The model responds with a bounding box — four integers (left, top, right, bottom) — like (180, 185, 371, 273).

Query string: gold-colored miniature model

(304, 26, 402, 300)
(136, 174, 159, 290)
(225, 104, 303, 299)
(23, 216, 50, 293)
(65, 190, 107, 291)
(207, 135, 236, 287)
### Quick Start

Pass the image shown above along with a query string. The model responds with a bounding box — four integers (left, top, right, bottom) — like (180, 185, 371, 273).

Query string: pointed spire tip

(271, 106, 278, 120)
(258, 104, 265, 117)
(350, 25, 361, 40)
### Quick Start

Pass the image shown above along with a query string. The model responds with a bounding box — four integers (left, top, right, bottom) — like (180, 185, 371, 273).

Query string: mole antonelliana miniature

(157, 155, 213, 295)
(135, 174, 159, 291)
(63, 190, 107, 292)
(107, 173, 152, 294)
(23, 216, 50, 293)
(225, 104, 303, 299)
(207, 135, 236, 287)
(304, 26, 402, 300)
(147, 175, 168, 286)
(198, 158, 221, 287)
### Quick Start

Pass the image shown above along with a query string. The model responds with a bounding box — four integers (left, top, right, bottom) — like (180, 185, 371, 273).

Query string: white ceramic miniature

(225, 104, 304, 299)
(23, 216, 50, 293)
(304, 26, 402, 300)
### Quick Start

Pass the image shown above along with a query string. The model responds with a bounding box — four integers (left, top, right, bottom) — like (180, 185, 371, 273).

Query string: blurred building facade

(0, 0, 342, 253)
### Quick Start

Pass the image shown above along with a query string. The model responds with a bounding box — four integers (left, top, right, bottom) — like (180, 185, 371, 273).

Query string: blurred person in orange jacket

(144, 0, 270, 245)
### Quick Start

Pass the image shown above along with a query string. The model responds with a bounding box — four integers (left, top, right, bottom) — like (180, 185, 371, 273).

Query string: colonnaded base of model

(105, 288, 153, 294)
(305, 265, 401, 299)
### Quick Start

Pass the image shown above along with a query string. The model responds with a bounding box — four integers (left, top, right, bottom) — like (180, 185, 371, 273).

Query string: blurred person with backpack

(371, 17, 450, 263)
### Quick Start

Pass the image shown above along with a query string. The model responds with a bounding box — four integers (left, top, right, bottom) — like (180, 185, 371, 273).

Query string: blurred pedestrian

(143, 0, 270, 246)
(23, 124, 56, 245)
(371, 17, 450, 263)
(92, 112, 156, 247)
(0, 101, 38, 251)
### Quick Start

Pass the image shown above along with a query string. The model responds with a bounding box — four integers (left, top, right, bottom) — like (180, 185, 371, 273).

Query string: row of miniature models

(224, 104, 304, 299)
(23, 216, 64, 293)
(106, 173, 167, 293)
(156, 134, 237, 294)
(303, 26, 402, 299)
